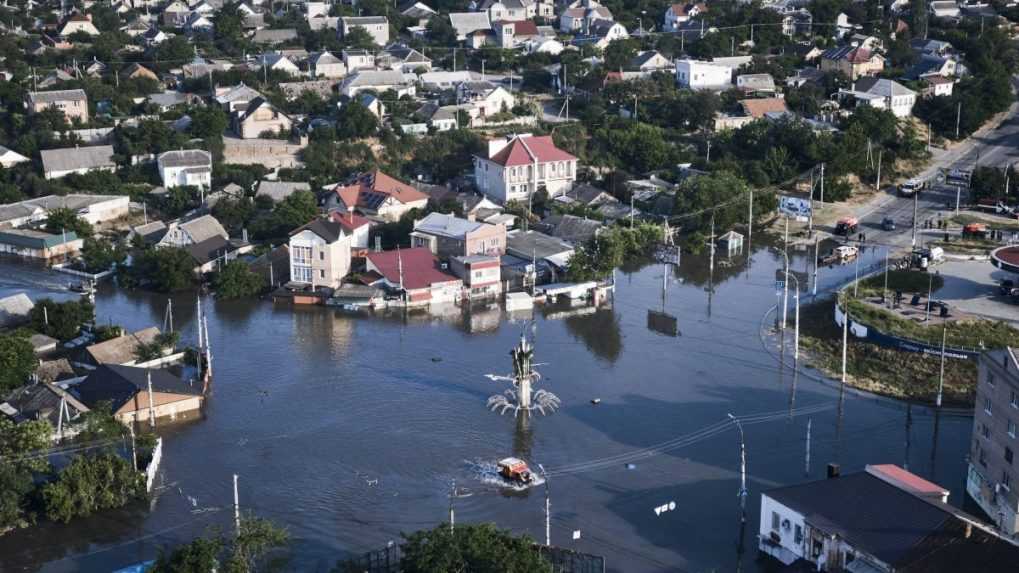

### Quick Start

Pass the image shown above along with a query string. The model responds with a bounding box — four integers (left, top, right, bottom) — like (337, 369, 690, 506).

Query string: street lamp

(727, 413, 748, 524)
(776, 249, 801, 360)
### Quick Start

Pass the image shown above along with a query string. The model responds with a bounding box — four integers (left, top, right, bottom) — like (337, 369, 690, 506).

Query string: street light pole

(539, 464, 550, 546)
(937, 324, 947, 408)
(925, 272, 934, 322)
(727, 413, 748, 524)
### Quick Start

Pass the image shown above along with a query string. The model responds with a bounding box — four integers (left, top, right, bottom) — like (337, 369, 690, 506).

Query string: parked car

(882, 217, 896, 231)
(1000, 279, 1016, 296)
(835, 217, 859, 236)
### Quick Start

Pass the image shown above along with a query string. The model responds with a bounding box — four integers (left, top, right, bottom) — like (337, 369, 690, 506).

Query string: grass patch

(928, 237, 997, 254)
(857, 269, 943, 298)
(951, 213, 1019, 231)
(798, 300, 976, 405)
(844, 297, 1019, 349)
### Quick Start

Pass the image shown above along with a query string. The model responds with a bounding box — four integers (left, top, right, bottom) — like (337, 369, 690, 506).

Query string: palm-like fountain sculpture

(486, 335, 561, 416)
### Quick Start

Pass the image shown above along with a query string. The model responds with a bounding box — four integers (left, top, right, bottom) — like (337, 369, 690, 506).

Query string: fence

(145, 437, 163, 492)
(834, 302, 982, 361)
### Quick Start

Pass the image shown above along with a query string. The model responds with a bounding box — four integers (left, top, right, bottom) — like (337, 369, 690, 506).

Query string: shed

(717, 230, 744, 256)
(0, 292, 34, 328)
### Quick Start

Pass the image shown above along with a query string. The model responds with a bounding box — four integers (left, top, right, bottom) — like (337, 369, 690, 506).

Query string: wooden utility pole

(233, 474, 241, 536)
(147, 371, 156, 429)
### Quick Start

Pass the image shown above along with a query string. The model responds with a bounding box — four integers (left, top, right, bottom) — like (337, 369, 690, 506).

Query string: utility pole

(147, 371, 156, 429)
(917, 190, 925, 246)
(804, 419, 811, 476)
(706, 139, 711, 163)
(629, 195, 635, 228)
(853, 253, 860, 297)
(819, 163, 825, 204)
(794, 288, 800, 362)
(884, 249, 890, 308)
(926, 272, 934, 322)
(876, 149, 883, 190)
(937, 325, 947, 408)
(782, 218, 789, 330)
(812, 235, 819, 297)
(956, 101, 962, 139)
(709, 212, 716, 278)
(449, 480, 456, 533)
(233, 474, 241, 536)
(841, 293, 849, 386)
(539, 464, 550, 546)
(633, 94, 638, 123)
(128, 423, 138, 470)
(727, 414, 748, 524)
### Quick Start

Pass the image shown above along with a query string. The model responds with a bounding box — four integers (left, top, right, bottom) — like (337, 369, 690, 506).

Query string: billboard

(778, 195, 812, 221)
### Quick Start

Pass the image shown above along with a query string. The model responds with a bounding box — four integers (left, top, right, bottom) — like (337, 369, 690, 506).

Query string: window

(292, 245, 312, 265)
(319, 251, 324, 261)
(794, 524, 803, 545)
(1012, 390, 1017, 408)
(1007, 447, 1014, 465)
(982, 423, 991, 439)
(986, 397, 994, 416)
(319, 269, 325, 279)
(1011, 420, 1017, 439)
(771, 511, 780, 531)
(293, 266, 312, 283)
(989, 373, 996, 387)
(1005, 471, 1013, 489)
(981, 447, 988, 467)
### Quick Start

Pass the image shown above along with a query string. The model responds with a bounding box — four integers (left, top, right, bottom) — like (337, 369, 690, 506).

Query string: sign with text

(778, 195, 812, 221)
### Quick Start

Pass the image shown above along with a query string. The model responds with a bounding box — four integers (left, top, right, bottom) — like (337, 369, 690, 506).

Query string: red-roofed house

(324, 170, 430, 222)
(494, 20, 540, 48)
(663, 2, 705, 31)
(328, 210, 372, 248)
(365, 247, 463, 305)
(820, 46, 884, 81)
(474, 134, 578, 204)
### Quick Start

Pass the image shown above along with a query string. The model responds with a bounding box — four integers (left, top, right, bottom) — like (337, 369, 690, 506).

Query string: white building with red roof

(474, 134, 578, 204)
(329, 210, 372, 248)
(365, 247, 463, 306)
(324, 170, 430, 222)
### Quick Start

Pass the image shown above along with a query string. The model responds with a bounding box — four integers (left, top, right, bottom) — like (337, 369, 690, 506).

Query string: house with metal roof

(73, 364, 203, 424)
(0, 293, 34, 329)
(214, 83, 264, 113)
(839, 77, 916, 118)
(40, 145, 116, 179)
(0, 228, 83, 262)
(310, 51, 346, 78)
(256, 181, 310, 203)
(340, 16, 389, 46)
(80, 326, 162, 367)
(157, 149, 212, 189)
(234, 97, 293, 139)
(0, 194, 129, 227)
(365, 247, 462, 306)
(0, 145, 29, 168)
(474, 134, 578, 204)
(449, 12, 491, 40)
(820, 46, 884, 81)
(339, 69, 415, 98)
(377, 43, 432, 73)
(250, 27, 298, 44)
(156, 214, 229, 248)
(325, 170, 429, 222)
(410, 212, 507, 259)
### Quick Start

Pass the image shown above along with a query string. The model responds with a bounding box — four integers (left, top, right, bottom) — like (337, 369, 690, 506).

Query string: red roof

(847, 47, 874, 64)
(487, 135, 576, 168)
(329, 210, 372, 231)
(366, 247, 460, 291)
(866, 464, 948, 496)
(332, 170, 428, 207)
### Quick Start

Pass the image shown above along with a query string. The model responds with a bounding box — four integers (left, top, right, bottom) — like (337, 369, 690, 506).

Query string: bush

(29, 299, 94, 341)
(399, 523, 551, 573)
(212, 260, 265, 299)
(41, 453, 145, 524)
(0, 333, 35, 393)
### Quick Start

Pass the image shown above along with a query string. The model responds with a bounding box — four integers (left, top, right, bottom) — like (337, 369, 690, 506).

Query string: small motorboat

(498, 457, 536, 485)
(68, 281, 89, 293)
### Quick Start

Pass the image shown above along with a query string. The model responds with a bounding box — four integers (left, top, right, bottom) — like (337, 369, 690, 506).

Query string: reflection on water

(561, 307, 622, 364)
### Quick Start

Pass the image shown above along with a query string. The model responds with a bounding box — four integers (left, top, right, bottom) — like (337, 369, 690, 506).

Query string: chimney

(827, 463, 840, 479)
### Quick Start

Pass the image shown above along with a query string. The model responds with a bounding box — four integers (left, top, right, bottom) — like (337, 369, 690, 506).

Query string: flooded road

(0, 240, 973, 572)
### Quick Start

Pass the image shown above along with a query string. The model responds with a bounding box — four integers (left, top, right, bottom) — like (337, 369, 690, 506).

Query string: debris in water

(591, 398, 601, 405)
(626, 463, 637, 470)
(431, 357, 443, 362)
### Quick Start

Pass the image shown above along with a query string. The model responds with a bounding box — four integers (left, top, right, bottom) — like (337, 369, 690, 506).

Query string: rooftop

(485, 135, 577, 167)
(158, 149, 212, 168)
(83, 327, 161, 366)
(40, 145, 116, 174)
(74, 364, 199, 413)
(413, 212, 485, 239)
(366, 247, 460, 290)
(27, 88, 87, 104)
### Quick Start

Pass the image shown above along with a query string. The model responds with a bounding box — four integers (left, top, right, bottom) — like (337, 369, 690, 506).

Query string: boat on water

(498, 457, 536, 485)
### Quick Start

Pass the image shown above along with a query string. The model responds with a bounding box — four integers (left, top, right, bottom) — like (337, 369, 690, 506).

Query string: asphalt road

(853, 84, 1019, 251)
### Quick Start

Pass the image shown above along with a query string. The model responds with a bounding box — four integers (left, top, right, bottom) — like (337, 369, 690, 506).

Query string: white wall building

(474, 134, 578, 204)
(157, 149, 213, 189)
(339, 16, 390, 46)
(675, 59, 733, 90)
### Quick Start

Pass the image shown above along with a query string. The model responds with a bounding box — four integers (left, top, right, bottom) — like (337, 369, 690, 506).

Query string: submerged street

(0, 243, 973, 573)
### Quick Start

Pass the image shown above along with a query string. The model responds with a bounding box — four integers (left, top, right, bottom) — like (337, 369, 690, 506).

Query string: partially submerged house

(73, 364, 203, 424)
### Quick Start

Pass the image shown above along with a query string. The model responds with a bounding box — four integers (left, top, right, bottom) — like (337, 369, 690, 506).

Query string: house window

(1004, 471, 1013, 489)
(771, 511, 780, 531)
(1011, 390, 1017, 408)
(1007, 447, 1014, 465)
(980, 447, 988, 467)
(989, 373, 996, 387)
(319, 251, 325, 260)
(1011, 420, 1017, 439)
(293, 265, 313, 283)
(319, 269, 325, 279)
(982, 423, 991, 439)
(986, 397, 994, 416)
(292, 245, 312, 265)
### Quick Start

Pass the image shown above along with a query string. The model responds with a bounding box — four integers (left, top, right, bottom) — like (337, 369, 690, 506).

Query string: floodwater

(0, 239, 974, 573)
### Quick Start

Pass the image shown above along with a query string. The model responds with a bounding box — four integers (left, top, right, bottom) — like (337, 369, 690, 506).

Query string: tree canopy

(399, 523, 552, 573)
(0, 333, 35, 393)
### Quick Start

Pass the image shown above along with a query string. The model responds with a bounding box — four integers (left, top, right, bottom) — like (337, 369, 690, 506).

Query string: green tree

(400, 523, 551, 573)
(594, 121, 673, 173)
(152, 536, 222, 573)
(45, 207, 94, 238)
(188, 106, 229, 139)
(80, 237, 126, 273)
(342, 26, 377, 50)
(41, 453, 145, 523)
(603, 38, 639, 71)
(130, 248, 197, 292)
(151, 516, 288, 573)
(336, 101, 379, 139)
(0, 333, 34, 392)
(0, 417, 51, 530)
(29, 298, 95, 341)
(253, 190, 319, 239)
(212, 260, 265, 299)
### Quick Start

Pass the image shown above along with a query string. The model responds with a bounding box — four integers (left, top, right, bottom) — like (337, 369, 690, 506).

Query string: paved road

(852, 80, 1019, 251)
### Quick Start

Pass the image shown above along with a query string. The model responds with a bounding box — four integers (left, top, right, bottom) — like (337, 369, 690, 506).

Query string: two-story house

(409, 212, 506, 259)
(339, 16, 390, 46)
(288, 218, 351, 289)
(675, 59, 734, 90)
(26, 89, 89, 124)
(156, 214, 229, 248)
(456, 81, 515, 120)
(310, 51, 347, 78)
(342, 49, 376, 71)
(820, 46, 884, 81)
(663, 2, 705, 32)
(450, 255, 502, 300)
(559, 0, 614, 33)
(474, 134, 578, 204)
(325, 170, 429, 221)
(839, 78, 916, 118)
(157, 149, 212, 189)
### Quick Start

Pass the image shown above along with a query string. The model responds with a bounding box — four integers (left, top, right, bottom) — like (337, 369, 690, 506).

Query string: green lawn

(856, 270, 943, 298)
